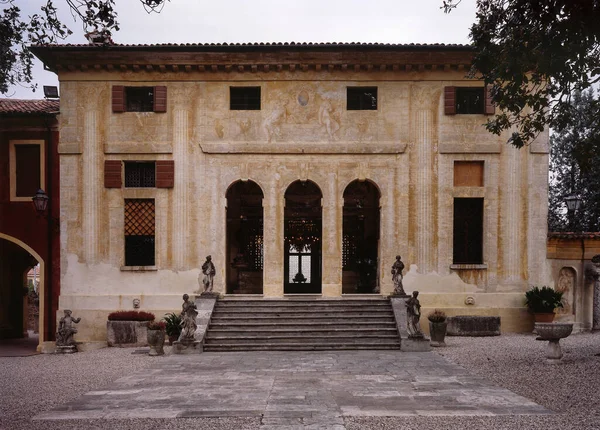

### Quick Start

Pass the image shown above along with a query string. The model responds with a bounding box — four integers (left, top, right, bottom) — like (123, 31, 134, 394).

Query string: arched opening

(342, 180, 381, 294)
(0, 236, 42, 349)
(226, 180, 264, 294)
(284, 180, 322, 294)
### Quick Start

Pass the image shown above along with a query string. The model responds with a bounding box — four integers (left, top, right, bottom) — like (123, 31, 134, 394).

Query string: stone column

(501, 146, 524, 283)
(172, 109, 189, 270)
(379, 169, 396, 295)
(82, 109, 100, 264)
(414, 109, 435, 273)
(322, 171, 341, 296)
(263, 178, 283, 297)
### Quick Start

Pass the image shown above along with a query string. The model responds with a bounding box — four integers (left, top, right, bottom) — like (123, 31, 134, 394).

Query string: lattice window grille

(125, 162, 156, 188)
(124, 199, 155, 236)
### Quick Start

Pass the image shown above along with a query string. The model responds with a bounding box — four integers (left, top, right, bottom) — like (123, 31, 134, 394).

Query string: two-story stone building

(31, 42, 553, 343)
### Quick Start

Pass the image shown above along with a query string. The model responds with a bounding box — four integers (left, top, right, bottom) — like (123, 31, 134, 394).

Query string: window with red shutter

(112, 86, 167, 113)
(104, 160, 122, 188)
(484, 85, 495, 115)
(153, 86, 167, 112)
(156, 160, 174, 188)
(112, 86, 125, 112)
(444, 86, 456, 115)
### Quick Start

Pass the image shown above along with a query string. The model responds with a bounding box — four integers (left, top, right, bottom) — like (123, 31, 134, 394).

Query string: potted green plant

(147, 320, 166, 356)
(164, 312, 182, 345)
(106, 310, 155, 347)
(525, 286, 564, 322)
(427, 309, 447, 347)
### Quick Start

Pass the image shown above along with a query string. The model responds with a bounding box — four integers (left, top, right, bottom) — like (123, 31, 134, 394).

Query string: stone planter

(534, 313, 555, 323)
(429, 321, 447, 347)
(147, 329, 165, 356)
(107, 320, 150, 347)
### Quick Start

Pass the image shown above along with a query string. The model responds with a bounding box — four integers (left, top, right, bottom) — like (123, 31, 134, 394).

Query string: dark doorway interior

(226, 180, 264, 294)
(284, 180, 322, 294)
(342, 180, 381, 294)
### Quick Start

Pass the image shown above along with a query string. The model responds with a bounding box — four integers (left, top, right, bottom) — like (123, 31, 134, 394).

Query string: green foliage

(548, 89, 600, 232)
(427, 309, 447, 323)
(524, 286, 564, 313)
(1, 0, 169, 95)
(107, 310, 155, 321)
(464, 0, 600, 148)
(163, 312, 182, 337)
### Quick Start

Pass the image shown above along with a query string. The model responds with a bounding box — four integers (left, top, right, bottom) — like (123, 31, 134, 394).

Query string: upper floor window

(112, 86, 167, 113)
(230, 87, 261, 110)
(124, 162, 156, 188)
(445, 86, 494, 115)
(454, 161, 484, 187)
(347, 87, 378, 110)
(9, 140, 45, 201)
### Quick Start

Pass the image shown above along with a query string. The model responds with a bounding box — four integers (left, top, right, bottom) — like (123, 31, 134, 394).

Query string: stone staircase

(203, 297, 400, 351)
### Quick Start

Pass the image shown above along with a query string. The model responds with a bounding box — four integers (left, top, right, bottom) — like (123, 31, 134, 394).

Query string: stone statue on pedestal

(178, 294, 198, 342)
(56, 310, 81, 351)
(202, 255, 216, 293)
(391, 255, 406, 296)
(406, 291, 424, 338)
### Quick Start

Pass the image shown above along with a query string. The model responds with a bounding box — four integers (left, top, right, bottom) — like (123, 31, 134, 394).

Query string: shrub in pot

(428, 309, 447, 347)
(164, 312, 182, 345)
(525, 286, 563, 322)
(147, 320, 166, 356)
(106, 310, 155, 347)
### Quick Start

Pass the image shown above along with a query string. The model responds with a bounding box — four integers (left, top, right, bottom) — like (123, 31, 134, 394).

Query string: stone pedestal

(56, 345, 77, 354)
(172, 340, 203, 354)
(545, 339, 563, 364)
(401, 337, 432, 352)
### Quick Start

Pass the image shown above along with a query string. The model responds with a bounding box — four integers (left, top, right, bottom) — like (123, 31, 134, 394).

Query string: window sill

(120, 266, 157, 272)
(450, 264, 487, 270)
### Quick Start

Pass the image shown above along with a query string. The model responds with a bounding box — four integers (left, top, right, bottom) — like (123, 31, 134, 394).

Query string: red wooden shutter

(444, 86, 456, 115)
(153, 86, 167, 112)
(112, 86, 125, 112)
(484, 85, 495, 115)
(156, 160, 174, 188)
(104, 160, 122, 188)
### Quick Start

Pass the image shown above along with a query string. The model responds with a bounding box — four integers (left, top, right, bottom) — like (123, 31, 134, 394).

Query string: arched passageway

(342, 180, 381, 294)
(284, 180, 322, 294)
(226, 180, 264, 294)
(0, 237, 40, 340)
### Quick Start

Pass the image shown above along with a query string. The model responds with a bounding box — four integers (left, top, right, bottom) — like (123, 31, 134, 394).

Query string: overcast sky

(5, 0, 477, 99)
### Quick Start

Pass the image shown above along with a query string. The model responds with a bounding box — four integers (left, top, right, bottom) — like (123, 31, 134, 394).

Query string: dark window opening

(15, 144, 41, 197)
(124, 199, 155, 266)
(453, 198, 484, 264)
(456, 88, 484, 114)
(126, 87, 154, 112)
(230, 87, 261, 110)
(347, 87, 378, 110)
(124, 162, 156, 188)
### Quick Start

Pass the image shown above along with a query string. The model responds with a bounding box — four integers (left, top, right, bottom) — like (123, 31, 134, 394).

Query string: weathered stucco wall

(56, 66, 551, 340)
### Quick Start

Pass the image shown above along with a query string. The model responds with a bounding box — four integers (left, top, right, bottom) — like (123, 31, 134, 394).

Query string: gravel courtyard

(1, 333, 599, 430)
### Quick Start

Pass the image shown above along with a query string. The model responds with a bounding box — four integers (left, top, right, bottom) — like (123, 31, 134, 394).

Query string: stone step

(213, 305, 391, 312)
(208, 322, 397, 330)
(217, 300, 390, 307)
(203, 343, 401, 351)
(204, 335, 400, 344)
(209, 316, 396, 324)
(211, 310, 394, 318)
(206, 328, 399, 336)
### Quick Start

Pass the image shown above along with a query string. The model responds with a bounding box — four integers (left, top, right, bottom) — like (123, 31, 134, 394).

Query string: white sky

(4, 0, 477, 99)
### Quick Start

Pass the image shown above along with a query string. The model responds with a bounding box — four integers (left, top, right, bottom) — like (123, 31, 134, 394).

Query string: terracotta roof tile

(0, 98, 59, 115)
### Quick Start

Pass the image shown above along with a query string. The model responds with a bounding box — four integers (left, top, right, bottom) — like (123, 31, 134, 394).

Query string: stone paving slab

(33, 350, 551, 427)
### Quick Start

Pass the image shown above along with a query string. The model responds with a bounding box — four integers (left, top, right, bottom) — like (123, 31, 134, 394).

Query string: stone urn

(534, 322, 573, 364)
(147, 329, 165, 356)
(429, 321, 447, 347)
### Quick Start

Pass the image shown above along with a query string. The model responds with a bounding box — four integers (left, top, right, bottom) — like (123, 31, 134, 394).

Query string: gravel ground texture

(1, 333, 599, 430)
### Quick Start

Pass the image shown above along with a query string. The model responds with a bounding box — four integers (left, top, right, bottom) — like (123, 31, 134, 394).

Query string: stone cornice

(30, 43, 474, 74)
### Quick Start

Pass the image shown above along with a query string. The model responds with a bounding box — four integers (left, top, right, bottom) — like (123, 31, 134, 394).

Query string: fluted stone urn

(534, 322, 573, 364)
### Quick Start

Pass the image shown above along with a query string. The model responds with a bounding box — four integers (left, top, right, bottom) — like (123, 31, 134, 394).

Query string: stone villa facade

(31, 42, 553, 343)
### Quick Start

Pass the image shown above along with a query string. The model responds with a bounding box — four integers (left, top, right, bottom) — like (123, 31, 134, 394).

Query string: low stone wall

(106, 321, 150, 347)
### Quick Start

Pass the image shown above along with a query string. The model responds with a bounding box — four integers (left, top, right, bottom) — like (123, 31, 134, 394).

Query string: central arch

(284, 180, 322, 294)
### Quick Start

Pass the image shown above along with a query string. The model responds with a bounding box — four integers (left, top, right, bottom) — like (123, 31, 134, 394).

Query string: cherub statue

(56, 310, 81, 346)
(406, 291, 424, 338)
(391, 255, 406, 296)
(202, 255, 216, 292)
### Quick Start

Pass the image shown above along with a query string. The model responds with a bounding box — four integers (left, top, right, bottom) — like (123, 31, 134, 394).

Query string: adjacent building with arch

(31, 42, 556, 343)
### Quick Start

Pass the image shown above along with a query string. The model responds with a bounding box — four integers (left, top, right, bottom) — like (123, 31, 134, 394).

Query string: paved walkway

(33, 350, 551, 428)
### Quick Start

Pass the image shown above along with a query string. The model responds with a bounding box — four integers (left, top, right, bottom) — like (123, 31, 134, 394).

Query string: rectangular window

(124, 199, 155, 266)
(456, 88, 484, 114)
(454, 161, 484, 187)
(347, 87, 378, 110)
(124, 162, 156, 188)
(9, 140, 45, 201)
(230, 87, 261, 110)
(453, 198, 484, 264)
(126, 87, 154, 112)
